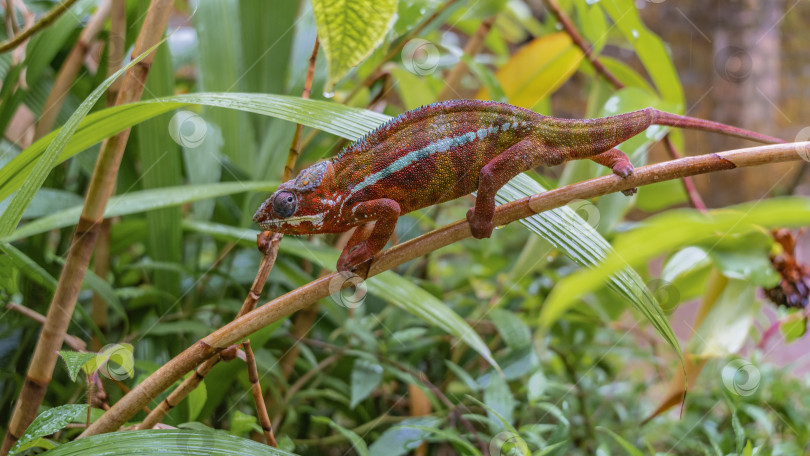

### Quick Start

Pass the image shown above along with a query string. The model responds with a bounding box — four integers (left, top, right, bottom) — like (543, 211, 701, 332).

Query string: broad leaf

(9, 404, 88, 455)
(36, 429, 298, 456)
(543, 198, 810, 327)
(311, 0, 398, 87)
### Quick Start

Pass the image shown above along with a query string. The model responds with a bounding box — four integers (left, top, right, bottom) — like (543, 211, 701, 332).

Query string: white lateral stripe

(349, 123, 520, 195)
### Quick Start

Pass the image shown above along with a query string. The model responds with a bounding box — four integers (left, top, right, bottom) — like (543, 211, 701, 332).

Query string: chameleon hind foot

(466, 207, 495, 239)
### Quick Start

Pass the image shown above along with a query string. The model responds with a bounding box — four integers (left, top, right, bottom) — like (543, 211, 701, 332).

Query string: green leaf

(0, 241, 57, 290)
(368, 271, 499, 370)
(498, 174, 681, 357)
(368, 417, 442, 456)
(543, 198, 810, 334)
(596, 427, 645, 456)
(350, 358, 383, 409)
(314, 416, 370, 456)
(0, 93, 388, 202)
(35, 429, 299, 456)
(687, 279, 757, 358)
(57, 351, 97, 382)
(489, 308, 531, 350)
(194, 0, 255, 173)
(599, 0, 684, 107)
(9, 404, 88, 455)
(229, 410, 259, 437)
(136, 41, 182, 298)
(84, 343, 135, 381)
(187, 373, 208, 422)
(483, 374, 515, 433)
(0, 39, 165, 237)
(311, 0, 398, 88)
(7, 181, 277, 241)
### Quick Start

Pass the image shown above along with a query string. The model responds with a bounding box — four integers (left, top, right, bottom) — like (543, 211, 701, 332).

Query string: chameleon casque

(253, 100, 782, 272)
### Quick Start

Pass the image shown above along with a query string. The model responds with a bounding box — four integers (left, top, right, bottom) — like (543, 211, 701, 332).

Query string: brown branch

(437, 16, 496, 101)
(542, 0, 623, 89)
(5, 303, 86, 351)
(0, 1, 173, 454)
(91, 219, 111, 351)
(542, 0, 707, 211)
(664, 136, 706, 210)
(243, 341, 277, 447)
(34, 0, 111, 140)
(0, 0, 80, 54)
(137, 232, 282, 430)
(79, 142, 808, 438)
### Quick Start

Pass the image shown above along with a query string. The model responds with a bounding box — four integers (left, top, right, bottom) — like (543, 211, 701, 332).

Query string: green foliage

(1, 0, 806, 455)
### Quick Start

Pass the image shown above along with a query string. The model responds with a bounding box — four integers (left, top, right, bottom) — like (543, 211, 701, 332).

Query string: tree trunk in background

(640, 0, 798, 207)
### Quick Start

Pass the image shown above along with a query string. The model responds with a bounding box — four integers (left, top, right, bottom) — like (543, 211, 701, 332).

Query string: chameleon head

(253, 161, 338, 235)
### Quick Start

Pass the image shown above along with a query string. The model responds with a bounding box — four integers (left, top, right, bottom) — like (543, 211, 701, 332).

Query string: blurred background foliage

(1, 0, 810, 454)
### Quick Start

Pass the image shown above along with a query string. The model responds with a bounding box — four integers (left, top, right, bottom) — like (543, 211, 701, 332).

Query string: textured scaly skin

(254, 99, 783, 272)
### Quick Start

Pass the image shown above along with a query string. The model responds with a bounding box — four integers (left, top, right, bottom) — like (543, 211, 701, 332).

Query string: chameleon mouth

(257, 213, 325, 231)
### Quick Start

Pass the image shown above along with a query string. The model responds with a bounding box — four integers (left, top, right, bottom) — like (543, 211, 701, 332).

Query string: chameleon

(253, 99, 783, 272)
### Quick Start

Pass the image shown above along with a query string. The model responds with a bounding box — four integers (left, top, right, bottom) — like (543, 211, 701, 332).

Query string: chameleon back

(331, 99, 543, 215)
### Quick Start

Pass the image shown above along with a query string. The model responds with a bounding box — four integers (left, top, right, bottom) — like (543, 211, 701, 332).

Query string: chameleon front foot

(466, 208, 495, 239)
(337, 243, 374, 272)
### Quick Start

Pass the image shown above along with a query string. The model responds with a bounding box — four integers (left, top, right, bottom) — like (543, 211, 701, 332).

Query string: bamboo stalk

(0, 0, 80, 54)
(437, 17, 496, 101)
(243, 341, 277, 447)
(0, 2, 173, 454)
(33, 0, 111, 140)
(80, 142, 810, 437)
(137, 232, 282, 430)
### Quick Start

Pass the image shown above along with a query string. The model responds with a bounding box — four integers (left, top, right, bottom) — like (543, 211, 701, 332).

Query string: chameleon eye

(272, 191, 297, 218)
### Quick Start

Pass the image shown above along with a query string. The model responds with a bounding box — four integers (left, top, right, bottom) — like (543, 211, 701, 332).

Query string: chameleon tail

(648, 109, 784, 144)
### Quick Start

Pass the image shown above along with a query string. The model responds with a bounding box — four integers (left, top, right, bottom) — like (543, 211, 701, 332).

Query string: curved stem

(0, 0, 80, 54)
(79, 142, 808, 437)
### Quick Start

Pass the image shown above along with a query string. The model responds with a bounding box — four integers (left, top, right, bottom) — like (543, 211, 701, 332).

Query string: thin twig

(542, 0, 707, 211)
(80, 142, 809, 438)
(5, 303, 86, 351)
(137, 232, 282, 430)
(437, 16, 496, 101)
(243, 341, 277, 447)
(0, 0, 80, 54)
(91, 219, 111, 351)
(283, 37, 319, 181)
(277, 34, 322, 382)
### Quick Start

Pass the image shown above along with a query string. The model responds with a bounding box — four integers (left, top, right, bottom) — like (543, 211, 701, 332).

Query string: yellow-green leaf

(477, 32, 583, 109)
(311, 0, 398, 88)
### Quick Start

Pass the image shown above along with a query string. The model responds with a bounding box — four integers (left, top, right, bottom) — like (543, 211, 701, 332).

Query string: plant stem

(0, 0, 80, 54)
(137, 232, 282, 430)
(283, 37, 319, 181)
(79, 141, 808, 438)
(0, 2, 173, 454)
(243, 341, 277, 447)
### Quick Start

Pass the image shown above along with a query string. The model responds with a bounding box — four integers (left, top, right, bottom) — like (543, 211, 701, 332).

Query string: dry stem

(79, 142, 808, 437)
(137, 232, 282, 430)
(243, 341, 277, 447)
